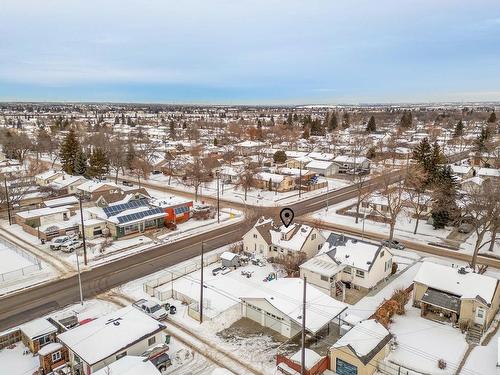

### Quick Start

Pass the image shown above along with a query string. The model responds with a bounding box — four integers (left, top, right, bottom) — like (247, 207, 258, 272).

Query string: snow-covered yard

(387, 307, 468, 375)
(462, 329, 500, 375)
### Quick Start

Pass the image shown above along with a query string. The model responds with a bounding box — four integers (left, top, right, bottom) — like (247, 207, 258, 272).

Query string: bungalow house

(15, 205, 77, 239)
(242, 218, 325, 260)
(307, 152, 336, 162)
(330, 319, 392, 375)
(333, 156, 370, 174)
(20, 317, 58, 353)
(87, 198, 165, 239)
(306, 160, 339, 177)
(57, 306, 166, 375)
(450, 165, 474, 180)
(300, 234, 393, 299)
(219, 165, 242, 184)
(43, 195, 80, 209)
(234, 140, 265, 156)
(413, 262, 500, 332)
(35, 170, 64, 186)
(253, 172, 296, 192)
(49, 174, 88, 194)
(240, 278, 347, 338)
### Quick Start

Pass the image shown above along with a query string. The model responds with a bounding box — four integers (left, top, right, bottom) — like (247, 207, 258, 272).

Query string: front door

(336, 358, 358, 375)
(475, 306, 486, 325)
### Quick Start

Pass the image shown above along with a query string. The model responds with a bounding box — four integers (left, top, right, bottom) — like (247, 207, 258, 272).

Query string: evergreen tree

(342, 112, 350, 129)
(213, 137, 219, 146)
(431, 166, 459, 229)
(169, 120, 176, 140)
(412, 138, 432, 171)
(310, 119, 324, 136)
(400, 111, 412, 128)
(328, 112, 338, 132)
(125, 142, 136, 169)
(366, 115, 376, 132)
(73, 150, 87, 176)
(475, 127, 490, 152)
(273, 150, 287, 164)
(87, 148, 110, 180)
(487, 112, 497, 123)
(453, 120, 464, 137)
(59, 128, 80, 174)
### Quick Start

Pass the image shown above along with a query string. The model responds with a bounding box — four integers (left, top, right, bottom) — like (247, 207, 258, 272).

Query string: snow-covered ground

(311, 198, 453, 246)
(387, 307, 468, 375)
(0, 242, 34, 274)
(146, 173, 351, 207)
(462, 329, 500, 375)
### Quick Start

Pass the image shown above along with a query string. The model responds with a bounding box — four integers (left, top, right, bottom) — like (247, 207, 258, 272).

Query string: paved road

(0, 221, 246, 331)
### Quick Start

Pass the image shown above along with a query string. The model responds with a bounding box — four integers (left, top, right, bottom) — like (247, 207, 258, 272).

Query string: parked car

(122, 180, 133, 187)
(50, 235, 71, 250)
(458, 223, 474, 234)
(382, 239, 405, 250)
(133, 299, 168, 320)
(61, 239, 83, 253)
(212, 266, 227, 276)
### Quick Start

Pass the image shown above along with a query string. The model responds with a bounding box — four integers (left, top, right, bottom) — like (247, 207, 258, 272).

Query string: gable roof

(332, 319, 392, 365)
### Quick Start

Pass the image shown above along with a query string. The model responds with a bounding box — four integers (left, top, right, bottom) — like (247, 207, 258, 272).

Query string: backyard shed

(220, 252, 240, 268)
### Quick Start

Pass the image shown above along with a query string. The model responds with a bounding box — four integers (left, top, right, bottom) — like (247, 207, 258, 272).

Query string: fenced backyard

(0, 237, 42, 283)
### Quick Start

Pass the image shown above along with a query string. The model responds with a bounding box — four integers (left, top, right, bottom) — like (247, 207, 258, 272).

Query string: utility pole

(301, 276, 307, 375)
(216, 170, 220, 224)
(298, 164, 302, 199)
(325, 182, 329, 212)
(200, 241, 204, 324)
(3, 177, 11, 225)
(75, 247, 84, 306)
(78, 194, 88, 265)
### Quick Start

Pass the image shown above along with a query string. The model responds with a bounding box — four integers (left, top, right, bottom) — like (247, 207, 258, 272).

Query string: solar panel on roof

(117, 207, 165, 224)
(103, 199, 149, 217)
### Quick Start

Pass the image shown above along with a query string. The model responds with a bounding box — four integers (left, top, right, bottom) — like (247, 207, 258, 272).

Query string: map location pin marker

(280, 208, 294, 228)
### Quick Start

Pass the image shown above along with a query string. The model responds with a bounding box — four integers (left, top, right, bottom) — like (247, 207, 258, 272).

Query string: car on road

(61, 239, 83, 253)
(382, 239, 405, 250)
(50, 235, 71, 250)
(458, 223, 474, 234)
(122, 180, 133, 187)
(133, 299, 168, 320)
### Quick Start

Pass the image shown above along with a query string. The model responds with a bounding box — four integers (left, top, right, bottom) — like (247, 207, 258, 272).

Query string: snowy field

(0, 242, 34, 275)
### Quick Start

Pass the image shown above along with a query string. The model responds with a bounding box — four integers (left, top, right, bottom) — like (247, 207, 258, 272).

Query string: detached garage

(330, 320, 392, 375)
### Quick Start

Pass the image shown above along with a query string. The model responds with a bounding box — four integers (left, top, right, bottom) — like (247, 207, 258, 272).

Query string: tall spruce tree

(487, 112, 497, 123)
(342, 112, 350, 129)
(328, 112, 338, 132)
(400, 111, 412, 128)
(431, 165, 459, 229)
(366, 115, 376, 132)
(74, 150, 87, 176)
(87, 148, 110, 180)
(59, 128, 80, 174)
(453, 120, 464, 137)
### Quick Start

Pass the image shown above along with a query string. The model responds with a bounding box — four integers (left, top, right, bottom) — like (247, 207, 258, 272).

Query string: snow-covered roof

(77, 181, 118, 193)
(270, 224, 316, 252)
(241, 278, 347, 334)
(93, 356, 160, 375)
(220, 251, 238, 261)
(38, 342, 62, 356)
(20, 318, 57, 339)
(43, 195, 79, 208)
(300, 253, 344, 277)
(149, 196, 191, 208)
(307, 152, 335, 161)
(320, 236, 386, 272)
(36, 170, 62, 180)
(332, 319, 391, 364)
(256, 172, 286, 183)
(306, 160, 335, 170)
(58, 306, 164, 366)
(450, 165, 472, 175)
(16, 205, 71, 219)
(50, 175, 87, 189)
(476, 167, 500, 177)
(236, 140, 265, 148)
(414, 262, 498, 305)
(333, 155, 369, 164)
(290, 348, 323, 370)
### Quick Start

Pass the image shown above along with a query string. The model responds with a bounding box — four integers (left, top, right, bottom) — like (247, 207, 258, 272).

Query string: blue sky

(1, 0, 499, 104)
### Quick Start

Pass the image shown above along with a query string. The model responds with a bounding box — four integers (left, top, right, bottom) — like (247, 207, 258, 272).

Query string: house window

(38, 335, 52, 346)
(253, 234, 257, 239)
(343, 267, 351, 274)
(380, 251, 385, 258)
(311, 234, 316, 240)
(148, 336, 156, 346)
(355, 270, 365, 278)
(273, 246, 278, 252)
(320, 275, 328, 282)
(51, 351, 62, 362)
(116, 351, 127, 360)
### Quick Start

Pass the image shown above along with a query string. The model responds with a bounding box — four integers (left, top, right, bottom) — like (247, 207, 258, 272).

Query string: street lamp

(215, 169, 220, 224)
(325, 181, 330, 212)
(75, 247, 84, 306)
(78, 194, 88, 265)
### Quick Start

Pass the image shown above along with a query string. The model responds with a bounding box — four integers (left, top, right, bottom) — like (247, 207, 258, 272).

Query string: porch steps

(466, 324, 483, 344)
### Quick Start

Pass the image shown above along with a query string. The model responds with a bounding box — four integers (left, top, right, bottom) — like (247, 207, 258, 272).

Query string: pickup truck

(61, 239, 83, 253)
(133, 299, 168, 320)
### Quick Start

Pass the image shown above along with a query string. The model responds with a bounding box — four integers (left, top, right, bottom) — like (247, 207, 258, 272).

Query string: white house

(240, 278, 347, 338)
(305, 160, 339, 177)
(35, 170, 64, 186)
(57, 306, 165, 375)
(300, 234, 393, 298)
(242, 217, 325, 260)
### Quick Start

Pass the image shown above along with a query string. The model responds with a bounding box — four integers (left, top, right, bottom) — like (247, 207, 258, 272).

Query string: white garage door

(246, 305, 262, 324)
